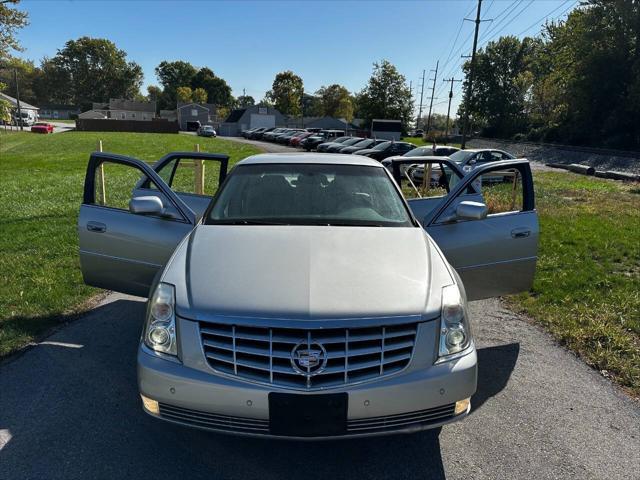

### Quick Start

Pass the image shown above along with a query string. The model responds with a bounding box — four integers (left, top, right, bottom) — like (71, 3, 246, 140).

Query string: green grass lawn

(0, 131, 261, 356)
(507, 172, 640, 395)
(402, 137, 461, 148)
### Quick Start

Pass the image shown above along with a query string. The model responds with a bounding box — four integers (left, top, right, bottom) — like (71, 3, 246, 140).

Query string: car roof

(237, 153, 383, 167)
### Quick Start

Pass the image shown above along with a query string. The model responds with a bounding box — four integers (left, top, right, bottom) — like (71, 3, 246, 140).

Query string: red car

(31, 122, 54, 134)
(290, 131, 314, 147)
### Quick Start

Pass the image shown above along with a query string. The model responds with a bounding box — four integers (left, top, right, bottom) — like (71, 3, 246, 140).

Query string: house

(39, 104, 80, 120)
(159, 109, 177, 122)
(0, 92, 39, 123)
(176, 102, 217, 130)
(218, 105, 285, 136)
(79, 98, 156, 121)
(371, 119, 402, 141)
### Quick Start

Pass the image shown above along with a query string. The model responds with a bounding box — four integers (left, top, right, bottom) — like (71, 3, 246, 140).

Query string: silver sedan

(78, 152, 538, 439)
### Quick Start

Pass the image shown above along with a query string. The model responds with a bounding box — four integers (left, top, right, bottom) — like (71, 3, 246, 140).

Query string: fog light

(455, 398, 470, 415)
(141, 394, 159, 414)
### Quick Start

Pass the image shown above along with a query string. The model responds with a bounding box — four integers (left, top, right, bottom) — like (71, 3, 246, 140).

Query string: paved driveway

(1, 294, 637, 479)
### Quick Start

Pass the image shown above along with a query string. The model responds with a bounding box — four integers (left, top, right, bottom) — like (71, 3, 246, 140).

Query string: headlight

(438, 284, 471, 358)
(144, 283, 177, 356)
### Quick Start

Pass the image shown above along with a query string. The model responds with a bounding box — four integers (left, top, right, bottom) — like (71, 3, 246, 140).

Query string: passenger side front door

(422, 159, 538, 300)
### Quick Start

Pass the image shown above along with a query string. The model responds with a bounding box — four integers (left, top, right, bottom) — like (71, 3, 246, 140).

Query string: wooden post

(510, 170, 519, 210)
(194, 144, 205, 195)
(424, 163, 432, 195)
(97, 140, 106, 205)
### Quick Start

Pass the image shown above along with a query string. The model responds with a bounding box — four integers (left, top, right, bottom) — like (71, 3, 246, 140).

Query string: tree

(236, 95, 255, 107)
(146, 85, 162, 102)
(302, 93, 323, 117)
(266, 70, 304, 116)
(0, 97, 11, 124)
(0, 56, 42, 105)
(176, 86, 192, 103)
(192, 87, 207, 103)
(39, 37, 143, 110)
(155, 60, 197, 108)
(357, 60, 413, 130)
(457, 36, 539, 138)
(316, 84, 354, 120)
(0, 0, 28, 61)
(191, 67, 233, 107)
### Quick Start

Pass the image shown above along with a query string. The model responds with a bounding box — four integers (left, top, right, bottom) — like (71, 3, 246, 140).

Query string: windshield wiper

(209, 219, 288, 225)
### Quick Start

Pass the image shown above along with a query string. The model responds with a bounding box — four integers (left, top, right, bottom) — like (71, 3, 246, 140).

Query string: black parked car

(262, 128, 290, 142)
(316, 136, 353, 152)
(250, 127, 275, 139)
(325, 137, 364, 153)
(338, 138, 386, 154)
(354, 141, 416, 160)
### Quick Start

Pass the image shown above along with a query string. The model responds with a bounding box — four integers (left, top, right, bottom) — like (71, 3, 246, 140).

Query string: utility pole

(425, 60, 439, 136)
(14, 69, 23, 131)
(461, 0, 484, 149)
(443, 77, 462, 144)
(416, 69, 425, 130)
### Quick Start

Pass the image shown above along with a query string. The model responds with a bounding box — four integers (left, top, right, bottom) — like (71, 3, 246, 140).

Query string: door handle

(87, 221, 106, 233)
(511, 228, 530, 239)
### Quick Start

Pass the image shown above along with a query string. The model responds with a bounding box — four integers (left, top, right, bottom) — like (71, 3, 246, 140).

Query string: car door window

(147, 153, 229, 219)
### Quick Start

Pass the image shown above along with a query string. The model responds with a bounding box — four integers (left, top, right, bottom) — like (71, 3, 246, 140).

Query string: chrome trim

(198, 321, 419, 391)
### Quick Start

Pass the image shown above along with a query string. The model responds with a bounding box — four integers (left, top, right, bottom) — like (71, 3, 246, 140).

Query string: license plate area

(269, 392, 348, 437)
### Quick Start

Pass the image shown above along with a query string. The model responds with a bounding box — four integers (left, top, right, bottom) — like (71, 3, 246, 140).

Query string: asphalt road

(1, 294, 638, 480)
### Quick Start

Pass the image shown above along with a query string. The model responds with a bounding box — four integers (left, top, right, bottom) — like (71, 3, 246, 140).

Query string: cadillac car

(78, 151, 538, 439)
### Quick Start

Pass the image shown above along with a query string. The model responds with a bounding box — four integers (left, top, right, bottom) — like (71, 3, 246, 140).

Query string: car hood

(167, 225, 441, 321)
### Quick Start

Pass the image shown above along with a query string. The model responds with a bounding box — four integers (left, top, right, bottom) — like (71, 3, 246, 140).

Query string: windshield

(206, 163, 414, 227)
(373, 141, 391, 151)
(403, 147, 432, 157)
(341, 137, 364, 146)
(351, 139, 373, 148)
(449, 150, 475, 164)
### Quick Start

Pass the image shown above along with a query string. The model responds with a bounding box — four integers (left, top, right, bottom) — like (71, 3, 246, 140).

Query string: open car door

(391, 157, 538, 301)
(79, 152, 198, 297)
(137, 151, 229, 220)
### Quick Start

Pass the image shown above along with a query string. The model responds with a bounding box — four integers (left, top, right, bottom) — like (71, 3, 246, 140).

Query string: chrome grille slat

(200, 321, 418, 390)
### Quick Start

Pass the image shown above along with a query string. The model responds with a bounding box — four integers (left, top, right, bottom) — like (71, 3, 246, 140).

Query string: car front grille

(158, 403, 269, 434)
(157, 402, 455, 437)
(347, 403, 456, 433)
(199, 321, 418, 390)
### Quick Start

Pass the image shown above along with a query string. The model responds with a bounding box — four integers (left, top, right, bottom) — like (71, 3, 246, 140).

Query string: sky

(14, 0, 578, 116)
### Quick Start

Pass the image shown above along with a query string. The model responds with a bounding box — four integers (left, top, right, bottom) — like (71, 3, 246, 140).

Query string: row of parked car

(240, 126, 516, 186)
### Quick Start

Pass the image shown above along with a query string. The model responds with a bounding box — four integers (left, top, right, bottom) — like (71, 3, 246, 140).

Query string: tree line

(458, 0, 639, 150)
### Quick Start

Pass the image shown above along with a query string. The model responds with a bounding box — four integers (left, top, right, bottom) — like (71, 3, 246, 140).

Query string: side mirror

(129, 196, 164, 215)
(456, 201, 488, 221)
(468, 159, 477, 165)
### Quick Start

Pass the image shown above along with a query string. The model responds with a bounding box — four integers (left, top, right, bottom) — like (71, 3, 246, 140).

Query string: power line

(416, 69, 426, 130)
(478, 0, 536, 47)
(517, 0, 577, 37)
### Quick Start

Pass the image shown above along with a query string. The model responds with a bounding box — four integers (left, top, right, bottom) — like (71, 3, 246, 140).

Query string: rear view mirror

(456, 201, 488, 221)
(129, 196, 164, 215)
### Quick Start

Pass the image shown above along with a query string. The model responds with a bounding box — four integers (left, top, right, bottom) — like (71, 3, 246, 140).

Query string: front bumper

(138, 343, 477, 439)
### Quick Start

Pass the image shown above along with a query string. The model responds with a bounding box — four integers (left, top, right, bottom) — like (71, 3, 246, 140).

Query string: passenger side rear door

(422, 159, 538, 300)
(79, 152, 196, 297)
